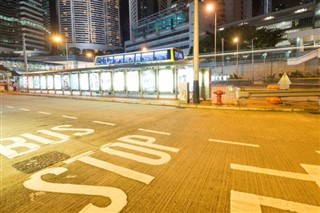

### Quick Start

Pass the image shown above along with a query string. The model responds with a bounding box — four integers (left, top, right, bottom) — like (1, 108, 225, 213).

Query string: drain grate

(12, 151, 69, 173)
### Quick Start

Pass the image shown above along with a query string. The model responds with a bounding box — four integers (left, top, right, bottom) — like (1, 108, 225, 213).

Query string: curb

(4, 92, 319, 113)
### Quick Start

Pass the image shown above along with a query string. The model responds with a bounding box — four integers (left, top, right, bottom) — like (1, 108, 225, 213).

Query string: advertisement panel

(54, 75, 61, 90)
(34, 76, 40, 89)
(113, 71, 124, 91)
(90, 73, 99, 91)
(159, 69, 173, 92)
(141, 52, 154, 62)
(71, 74, 79, 90)
(127, 71, 139, 91)
(154, 50, 169, 61)
(142, 70, 155, 92)
(101, 72, 111, 91)
(80, 73, 89, 90)
(62, 75, 70, 90)
(40, 76, 47, 89)
(22, 76, 27, 89)
(47, 75, 54, 89)
(28, 76, 34, 89)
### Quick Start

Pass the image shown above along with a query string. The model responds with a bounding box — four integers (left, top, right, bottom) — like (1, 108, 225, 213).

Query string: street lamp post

(233, 37, 239, 77)
(263, 53, 267, 81)
(65, 42, 69, 69)
(193, 0, 200, 104)
(206, 3, 217, 71)
(251, 39, 254, 82)
(53, 35, 69, 69)
(221, 37, 224, 74)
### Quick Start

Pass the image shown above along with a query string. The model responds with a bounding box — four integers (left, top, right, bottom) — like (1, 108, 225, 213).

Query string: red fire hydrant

(214, 90, 225, 105)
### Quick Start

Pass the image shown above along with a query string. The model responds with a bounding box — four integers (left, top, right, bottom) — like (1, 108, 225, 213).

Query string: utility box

(178, 82, 189, 103)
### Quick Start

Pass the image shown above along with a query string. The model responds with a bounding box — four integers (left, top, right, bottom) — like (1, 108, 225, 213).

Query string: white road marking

(64, 150, 154, 184)
(118, 135, 180, 153)
(37, 111, 51, 115)
(300, 164, 320, 188)
(138, 128, 171, 136)
(23, 167, 128, 213)
(209, 139, 259, 148)
(101, 142, 171, 165)
(93, 121, 116, 126)
(231, 163, 313, 182)
(5, 106, 14, 108)
(230, 190, 320, 213)
(20, 108, 30, 111)
(62, 115, 78, 120)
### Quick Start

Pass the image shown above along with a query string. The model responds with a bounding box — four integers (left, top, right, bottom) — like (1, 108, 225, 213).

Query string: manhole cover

(12, 151, 69, 173)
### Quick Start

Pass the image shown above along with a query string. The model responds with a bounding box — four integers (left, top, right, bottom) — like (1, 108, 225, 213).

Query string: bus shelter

(18, 61, 211, 101)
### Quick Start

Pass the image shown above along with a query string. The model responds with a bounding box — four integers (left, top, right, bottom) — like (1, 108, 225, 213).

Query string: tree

(190, 25, 286, 55)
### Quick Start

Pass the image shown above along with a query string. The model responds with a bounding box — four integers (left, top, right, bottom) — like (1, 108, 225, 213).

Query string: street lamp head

(233, 37, 239, 43)
(86, 52, 93, 58)
(52, 35, 63, 43)
(206, 3, 214, 12)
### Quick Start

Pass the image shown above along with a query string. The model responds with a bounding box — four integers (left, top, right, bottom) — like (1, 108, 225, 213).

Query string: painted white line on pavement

(64, 151, 94, 164)
(64, 150, 154, 184)
(62, 115, 78, 120)
(209, 139, 259, 148)
(93, 121, 116, 126)
(300, 164, 320, 188)
(138, 128, 171, 136)
(20, 108, 30, 111)
(231, 163, 313, 182)
(230, 190, 320, 213)
(5, 106, 14, 108)
(37, 111, 51, 115)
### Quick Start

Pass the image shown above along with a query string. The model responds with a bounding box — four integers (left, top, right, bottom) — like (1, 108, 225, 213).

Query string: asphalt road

(1, 94, 319, 213)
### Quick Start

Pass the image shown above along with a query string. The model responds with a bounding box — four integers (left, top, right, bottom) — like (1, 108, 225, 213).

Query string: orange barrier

(266, 97, 282, 104)
(267, 84, 280, 90)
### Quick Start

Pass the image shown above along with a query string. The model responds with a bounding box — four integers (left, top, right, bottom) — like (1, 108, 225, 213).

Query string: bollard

(214, 90, 225, 105)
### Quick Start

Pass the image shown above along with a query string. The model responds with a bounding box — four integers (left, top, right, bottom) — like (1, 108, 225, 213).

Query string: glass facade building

(0, 0, 51, 54)
(57, 0, 121, 52)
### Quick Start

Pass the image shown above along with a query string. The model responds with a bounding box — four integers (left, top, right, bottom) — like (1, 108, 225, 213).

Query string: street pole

(66, 42, 69, 69)
(236, 42, 239, 77)
(221, 38, 224, 74)
(214, 12, 217, 73)
(251, 39, 254, 82)
(193, 0, 200, 104)
(23, 33, 28, 72)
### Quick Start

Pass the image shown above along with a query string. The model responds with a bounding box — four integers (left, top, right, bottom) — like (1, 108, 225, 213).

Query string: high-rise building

(57, 0, 121, 52)
(315, 0, 320, 28)
(128, 0, 253, 41)
(252, 0, 304, 16)
(0, 0, 51, 54)
(128, 0, 188, 39)
(0, 0, 19, 52)
(219, 0, 253, 24)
